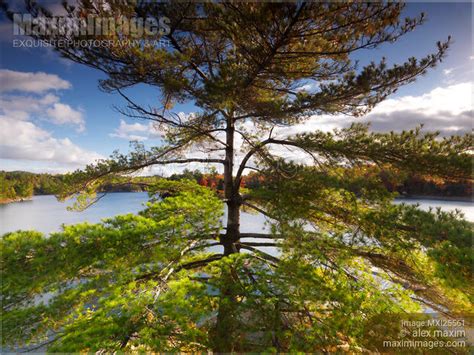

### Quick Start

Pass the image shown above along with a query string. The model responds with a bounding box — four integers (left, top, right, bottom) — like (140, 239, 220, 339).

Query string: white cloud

(110, 119, 163, 141)
(160, 82, 473, 175)
(0, 116, 103, 166)
(371, 82, 471, 117)
(0, 159, 78, 174)
(46, 103, 85, 132)
(0, 70, 85, 131)
(0, 93, 85, 131)
(0, 93, 59, 121)
(0, 69, 99, 170)
(274, 82, 472, 139)
(0, 69, 71, 93)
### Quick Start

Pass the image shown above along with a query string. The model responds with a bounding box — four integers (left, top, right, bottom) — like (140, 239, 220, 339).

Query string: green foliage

(286, 124, 472, 180)
(1, 180, 223, 352)
(2, 1, 472, 352)
(0, 171, 63, 202)
(252, 164, 473, 312)
(2, 179, 473, 352)
(0, 172, 34, 201)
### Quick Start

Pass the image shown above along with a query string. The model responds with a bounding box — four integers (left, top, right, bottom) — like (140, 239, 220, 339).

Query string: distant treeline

(1, 168, 471, 204)
(0, 171, 65, 203)
(168, 168, 472, 199)
(379, 171, 472, 199)
(0, 171, 151, 203)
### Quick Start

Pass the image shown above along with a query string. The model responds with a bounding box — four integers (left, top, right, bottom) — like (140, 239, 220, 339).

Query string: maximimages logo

(12, 13, 171, 38)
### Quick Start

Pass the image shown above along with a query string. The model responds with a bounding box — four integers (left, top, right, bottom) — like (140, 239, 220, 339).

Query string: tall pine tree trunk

(222, 115, 240, 254)
(212, 115, 241, 352)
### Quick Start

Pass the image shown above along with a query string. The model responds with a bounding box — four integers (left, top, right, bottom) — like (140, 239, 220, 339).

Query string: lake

(2, 193, 470, 353)
(0, 192, 472, 237)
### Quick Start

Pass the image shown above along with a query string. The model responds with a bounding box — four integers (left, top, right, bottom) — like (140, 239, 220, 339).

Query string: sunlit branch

(234, 138, 308, 188)
(20, 334, 65, 353)
(241, 202, 276, 220)
(178, 254, 224, 270)
(239, 242, 280, 247)
(150, 158, 226, 165)
(239, 232, 283, 240)
(237, 243, 281, 265)
(136, 253, 224, 283)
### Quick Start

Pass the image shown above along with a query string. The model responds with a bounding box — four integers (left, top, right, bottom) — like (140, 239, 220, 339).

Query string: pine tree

(2, 2, 472, 352)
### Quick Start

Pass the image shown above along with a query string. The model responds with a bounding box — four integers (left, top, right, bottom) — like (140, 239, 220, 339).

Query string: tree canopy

(1, 1, 472, 352)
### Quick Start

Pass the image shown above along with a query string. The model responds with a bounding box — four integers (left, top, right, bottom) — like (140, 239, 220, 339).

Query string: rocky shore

(0, 197, 33, 205)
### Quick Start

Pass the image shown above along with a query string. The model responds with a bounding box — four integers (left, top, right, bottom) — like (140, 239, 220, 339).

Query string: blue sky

(0, 2, 472, 174)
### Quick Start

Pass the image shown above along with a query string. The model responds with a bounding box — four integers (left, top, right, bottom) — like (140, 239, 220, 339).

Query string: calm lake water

(0, 192, 472, 236)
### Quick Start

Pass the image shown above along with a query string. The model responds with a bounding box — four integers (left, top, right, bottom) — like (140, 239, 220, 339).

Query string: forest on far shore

(1, 168, 471, 204)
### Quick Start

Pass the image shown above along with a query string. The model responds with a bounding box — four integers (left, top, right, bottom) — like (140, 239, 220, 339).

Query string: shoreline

(0, 197, 33, 205)
(1, 192, 472, 205)
(395, 195, 473, 203)
(0, 191, 147, 205)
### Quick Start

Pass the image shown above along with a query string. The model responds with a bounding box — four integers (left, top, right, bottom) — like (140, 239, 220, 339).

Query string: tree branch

(242, 202, 277, 220)
(240, 232, 283, 240)
(178, 254, 224, 270)
(234, 138, 305, 188)
(150, 158, 226, 165)
(239, 242, 280, 247)
(237, 244, 281, 265)
(115, 88, 228, 147)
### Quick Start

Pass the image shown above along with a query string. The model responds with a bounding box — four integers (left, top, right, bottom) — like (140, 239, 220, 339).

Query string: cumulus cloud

(239, 82, 473, 167)
(361, 82, 472, 135)
(375, 83, 470, 116)
(46, 103, 85, 132)
(0, 69, 100, 170)
(0, 116, 103, 165)
(275, 82, 472, 138)
(0, 94, 58, 121)
(0, 69, 71, 93)
(0, 70, 85, 131)
(110, 119, 163, 141)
